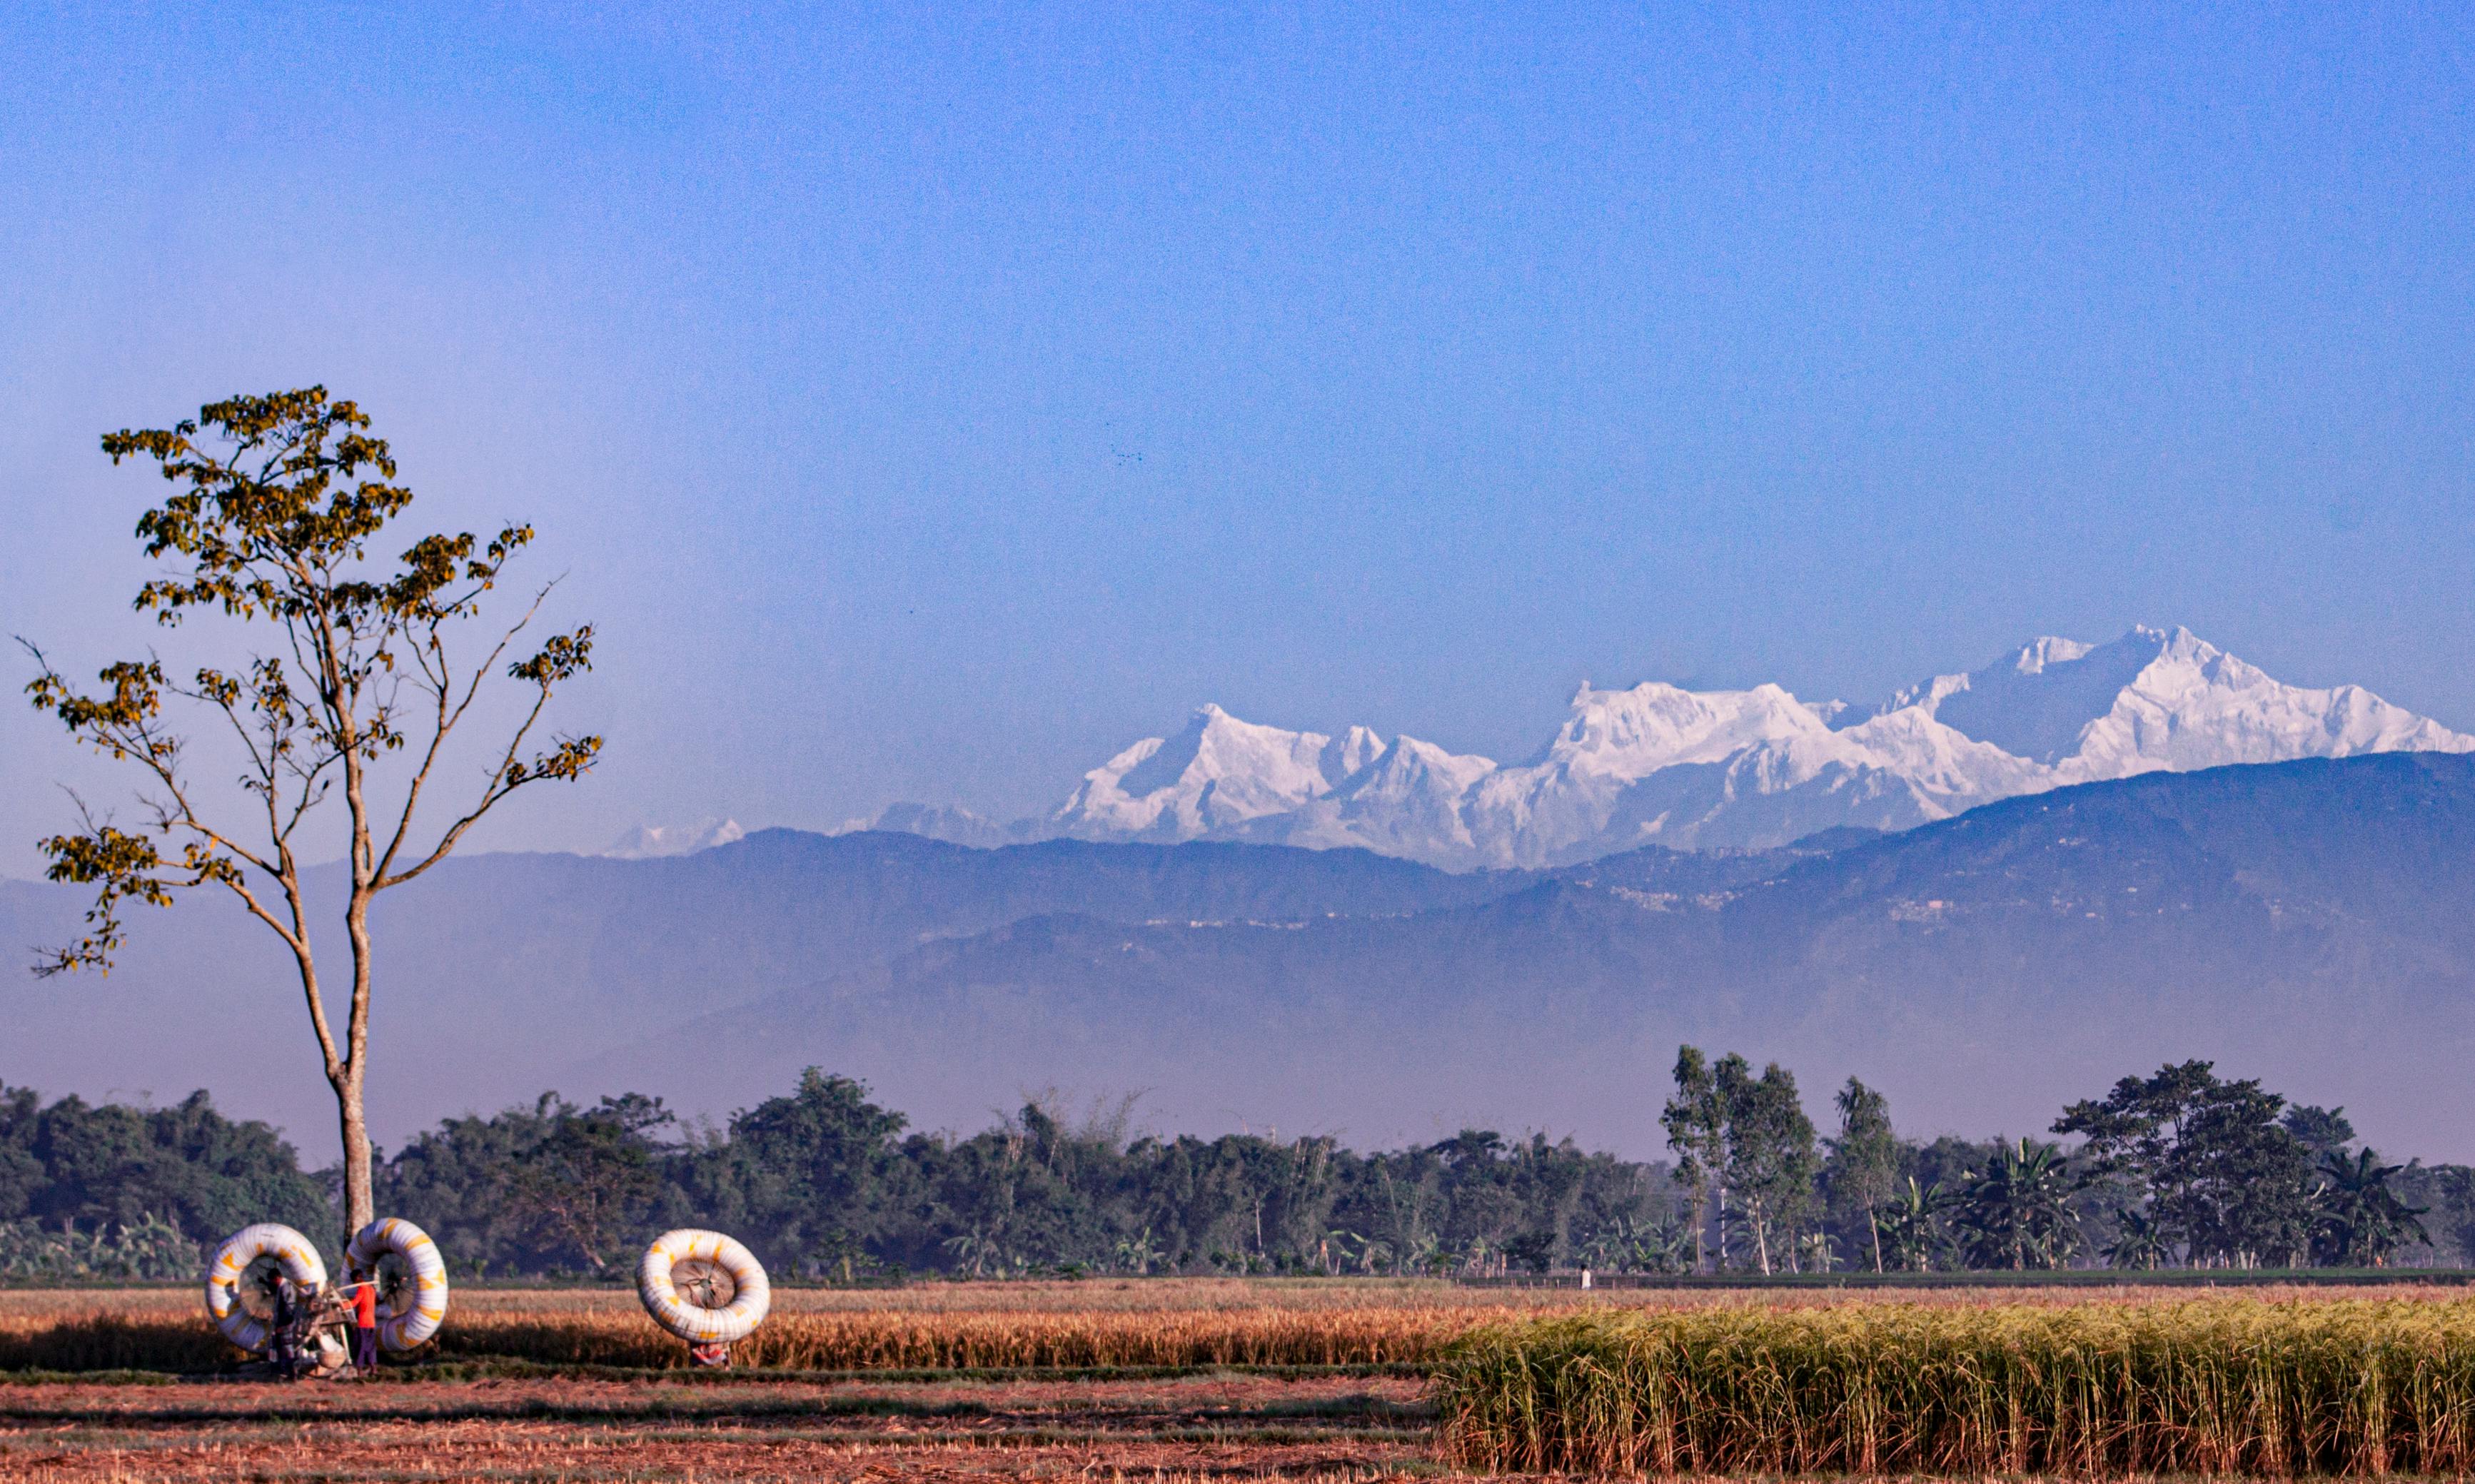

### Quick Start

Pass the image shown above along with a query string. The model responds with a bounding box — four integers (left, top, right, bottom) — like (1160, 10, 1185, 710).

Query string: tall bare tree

(21, 388, 600, 1236)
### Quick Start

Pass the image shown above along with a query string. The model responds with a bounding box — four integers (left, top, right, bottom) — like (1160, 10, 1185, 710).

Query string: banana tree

(2314, 1149, 2429, 1267)
(1880, 1178, 1947, 1272)
(2103, 1206, 2170, 1271)
(1954, 1138, 2081, 1271)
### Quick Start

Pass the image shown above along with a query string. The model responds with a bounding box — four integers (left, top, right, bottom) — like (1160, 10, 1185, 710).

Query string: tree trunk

(1868, 1207, 1883, 1273)
(336, 1069, 373, 1241)
(340, 883, 378, 1241)
(1689, 1181, 1708, 1273)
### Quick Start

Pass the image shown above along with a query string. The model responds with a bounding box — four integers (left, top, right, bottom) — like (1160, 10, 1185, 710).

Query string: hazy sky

(5, 4, 2471, 871)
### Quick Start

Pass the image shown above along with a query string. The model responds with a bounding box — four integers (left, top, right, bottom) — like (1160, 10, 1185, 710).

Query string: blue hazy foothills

(3, 4, 2472, 872)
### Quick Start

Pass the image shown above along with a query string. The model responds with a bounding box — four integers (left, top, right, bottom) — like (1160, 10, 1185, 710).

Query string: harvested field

(0, 1372, 1438, 1483)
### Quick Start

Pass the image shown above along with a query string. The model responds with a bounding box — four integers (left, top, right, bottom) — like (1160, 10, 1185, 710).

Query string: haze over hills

(6, 752, 2475, 1161)
(588, 752, 2475, 1160)
(849, 627, 2474, 867)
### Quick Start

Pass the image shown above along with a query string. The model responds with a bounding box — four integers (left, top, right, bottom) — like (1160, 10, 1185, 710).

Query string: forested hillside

(8, 754, 2475, 1160)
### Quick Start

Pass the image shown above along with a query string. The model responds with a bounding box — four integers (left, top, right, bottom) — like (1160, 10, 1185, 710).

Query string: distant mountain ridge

(585, 752, 2475, 1158)
(852, 626, 2472, 867)
(11, 752, 2475, 1159)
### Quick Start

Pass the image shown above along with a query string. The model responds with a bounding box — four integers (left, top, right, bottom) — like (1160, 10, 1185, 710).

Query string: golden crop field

(4, 1277, 2468, 1376)
(1436, 1297, 2475, 1478)
(1, 1278, 1578, 1373)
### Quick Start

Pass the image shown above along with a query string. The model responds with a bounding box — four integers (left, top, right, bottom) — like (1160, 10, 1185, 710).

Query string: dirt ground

(0, 1371, 1446, 1483)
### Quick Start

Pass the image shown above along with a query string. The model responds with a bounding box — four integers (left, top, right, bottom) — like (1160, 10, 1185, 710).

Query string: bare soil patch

(0, 1372, 1437, 1482)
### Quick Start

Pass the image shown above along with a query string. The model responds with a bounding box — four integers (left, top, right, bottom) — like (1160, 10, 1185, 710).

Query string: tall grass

(1434, 1299, 2475, 1477)
(0, 1287, 1508, 1372)
(440, 1305, 1475, 1369)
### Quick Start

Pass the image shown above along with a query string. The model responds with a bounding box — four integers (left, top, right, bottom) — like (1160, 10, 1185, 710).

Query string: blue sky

(4, 3, 2471, 864)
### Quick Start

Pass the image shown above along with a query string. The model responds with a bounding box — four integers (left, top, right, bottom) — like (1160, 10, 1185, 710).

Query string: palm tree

(1954, 1138, 2081, 1271)
(2103, 1206, 2170, 1271)
(2314, 1149, 2429, 1267)
(1880, 1178, 1947, 1272)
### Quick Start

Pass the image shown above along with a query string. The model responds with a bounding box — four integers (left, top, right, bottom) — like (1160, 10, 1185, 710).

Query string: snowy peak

(1334, 735, 1498, 804)
(841, 803, 1015, 849)
(1321, 725, 1386, 785)
(2011, 635, 2100, 674)
(604, 818, 747, 859)
(1833, 705, 2051, 799)
(2056, 626, 2475, 780)
(1251, 734, 1501, 857)
(1052, 705, 1384, 841)
(1534, 682, 1833, 779)
(1888, 625, 2475, 776)
(1910, 627, 2174, 763)
(870, 626, 2473, 869)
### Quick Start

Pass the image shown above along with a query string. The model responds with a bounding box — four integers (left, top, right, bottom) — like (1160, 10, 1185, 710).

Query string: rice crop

(436, 1303, 1484, 1370)
(16, 1281, 2475, 1394)
(1433, 1298, 2475, 1477)
(0, 1283, 1537, 1373)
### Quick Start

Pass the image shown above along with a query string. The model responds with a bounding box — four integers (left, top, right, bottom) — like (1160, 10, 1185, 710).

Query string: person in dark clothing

(267, 1276, 298, 1372)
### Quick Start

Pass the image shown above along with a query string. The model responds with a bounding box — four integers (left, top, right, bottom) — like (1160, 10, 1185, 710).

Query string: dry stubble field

(6, 1279, 2471, 1483)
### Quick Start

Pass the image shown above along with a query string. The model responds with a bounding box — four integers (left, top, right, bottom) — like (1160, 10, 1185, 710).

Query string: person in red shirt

(338, 1272, 380, 1375)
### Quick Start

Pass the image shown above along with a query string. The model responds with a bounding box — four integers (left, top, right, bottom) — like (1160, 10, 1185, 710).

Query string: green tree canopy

(2055, 1059, 2315, 1266)
(1824, 1077, 1900, 1273)
(23, 388, 599, 1237)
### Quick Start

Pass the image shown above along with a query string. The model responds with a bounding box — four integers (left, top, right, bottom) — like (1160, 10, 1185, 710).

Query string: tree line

(2, 1057, 2470, 1281)
(371, 1074, 1670, 1281)
(1664, 1049, 2458, 1274)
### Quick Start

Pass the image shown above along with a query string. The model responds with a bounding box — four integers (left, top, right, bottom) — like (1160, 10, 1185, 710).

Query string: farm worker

(339, 1273, 380, 1374)
(268, 1278, 296, 1368)
(272, 1276, 321, 1376)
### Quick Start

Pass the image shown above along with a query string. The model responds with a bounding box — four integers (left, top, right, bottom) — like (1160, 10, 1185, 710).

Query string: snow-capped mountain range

(605, 817, 747, 859)
(852, 626, 2475, 869)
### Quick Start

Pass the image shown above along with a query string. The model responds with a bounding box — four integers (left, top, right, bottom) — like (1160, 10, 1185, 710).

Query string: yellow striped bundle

(1433, 1300, 2475, 1478)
